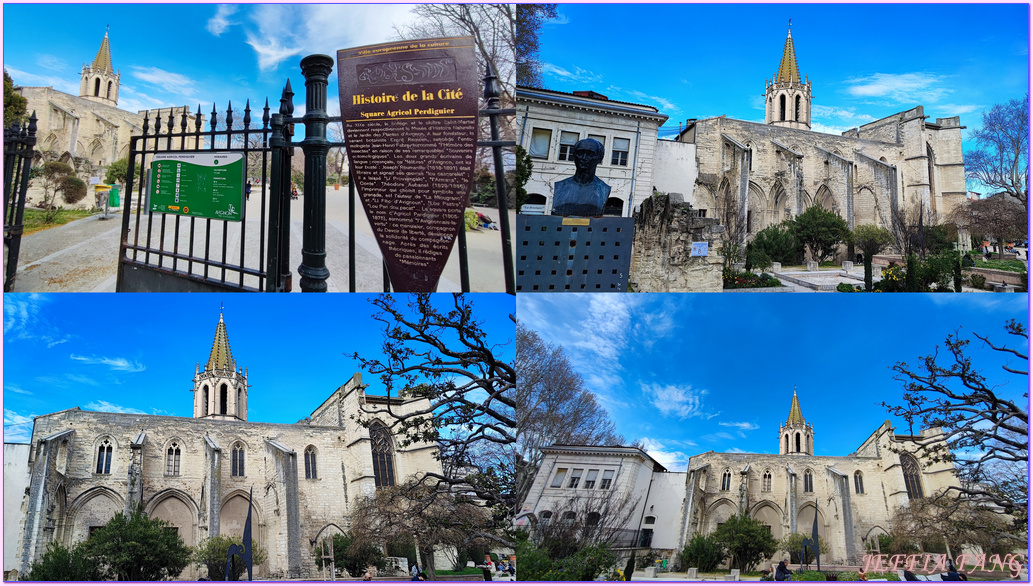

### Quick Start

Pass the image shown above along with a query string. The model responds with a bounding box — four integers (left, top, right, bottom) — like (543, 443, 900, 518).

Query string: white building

(519, 392, 962, 569)
(517, 87, 672, 217)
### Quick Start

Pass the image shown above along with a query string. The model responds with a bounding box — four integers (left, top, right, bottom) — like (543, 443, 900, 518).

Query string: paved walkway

(7, 191, 515, 293)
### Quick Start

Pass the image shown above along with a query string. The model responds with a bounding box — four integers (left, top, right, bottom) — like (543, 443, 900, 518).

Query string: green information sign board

(149, 152, 244, 221)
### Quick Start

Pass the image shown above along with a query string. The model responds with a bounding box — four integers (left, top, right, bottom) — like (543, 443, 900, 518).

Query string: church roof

(92, 30, 114, 73)
(775, 27, 801, 84)
(787, 388, 806, 425)
(206, 311, 236, 372)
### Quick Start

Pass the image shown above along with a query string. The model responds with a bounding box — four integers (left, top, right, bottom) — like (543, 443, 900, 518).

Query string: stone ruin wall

(630, 192, 723, 292)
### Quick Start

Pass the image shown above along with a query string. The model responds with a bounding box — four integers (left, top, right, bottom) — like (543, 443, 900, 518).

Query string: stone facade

(629, 192, 724, 292)
(15, 31, 200, 180)
(12, 313, 440, 579)
(519, 392, 960, 568)
(517, 87, 670, 217)
(676, 29, 966, 244)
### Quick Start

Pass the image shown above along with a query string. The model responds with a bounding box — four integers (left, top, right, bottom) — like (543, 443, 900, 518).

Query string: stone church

(12, 311, 440, 579)
(519, 391, 960, 568)
(675, 26, 967, 238)
(14, 30, 197, 172)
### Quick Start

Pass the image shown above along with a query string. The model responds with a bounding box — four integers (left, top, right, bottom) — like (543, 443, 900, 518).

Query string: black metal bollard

(297, 54, 334, 292)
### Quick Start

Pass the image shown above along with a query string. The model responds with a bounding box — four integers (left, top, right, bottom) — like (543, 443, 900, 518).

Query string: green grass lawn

(972, 258, 1027, 273)
(20, 208, 96, 235)
(434, 568, 485, 576)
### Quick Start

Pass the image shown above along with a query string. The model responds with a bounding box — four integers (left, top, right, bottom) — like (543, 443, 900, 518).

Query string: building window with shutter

(611, 137, 630, 166)
(599, 469, 615, 490)
(529, 128, 552, 159)
(558, 131, 579, 161)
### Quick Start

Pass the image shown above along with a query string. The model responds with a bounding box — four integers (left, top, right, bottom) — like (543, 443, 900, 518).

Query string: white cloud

(129, 67, 199, 97)
(4, 294, 71, 348)
(70, 354, 146, 373)
(643, 382, 711, 419)
(35, 54, 66, 72)
(640, 437, 690, 471)
(66, 374, 99, 386)
(207, 4, 239, 36)
(2, 66, 79, 95)
(624, 90, 680, 113)
(4, 385, 32, 395)
(844, 72, 951, 104)
(4, 409, 35, 443)
(727, 447, 747, 454)
(83, 400, 146, 415)
(242, 4, 420, 71)
(719, 421, 759, 431)
(542, 63, 604, 85)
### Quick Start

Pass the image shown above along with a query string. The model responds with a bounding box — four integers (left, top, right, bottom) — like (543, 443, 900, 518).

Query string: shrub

(836, 283, 859, 293)
(712, 513, 778, 572)
(680, 534, 726, 573)
(60, 175, 88, 204)
(752, 220, 804, 265)
(194, 534, 268, 580)
(83, 508, 192, 581)
(464, 208, 479, 231)
(24, 541, 102, 581)
(723, 269, 783, 289)
(970, 273, 987, 289)
(312, 532, 385, 578)
(778, 533, 830, 565)
(795, 205, 850, 263)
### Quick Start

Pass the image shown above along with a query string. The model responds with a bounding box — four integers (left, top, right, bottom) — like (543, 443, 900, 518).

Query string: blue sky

(518, 293, 1029, 471)
(3, 4, 429, 119)
(3, 293, 515, 443)
(535, 3, 1029, 191)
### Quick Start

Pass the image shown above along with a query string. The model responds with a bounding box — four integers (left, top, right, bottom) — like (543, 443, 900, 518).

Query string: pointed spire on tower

(775, 24, 801, 84)
(207, 306, 236, 372)
(92, 29, 114, 74)
(787, 387, 806, 425)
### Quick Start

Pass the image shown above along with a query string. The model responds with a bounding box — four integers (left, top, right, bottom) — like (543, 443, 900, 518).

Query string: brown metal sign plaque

(338, 37, 479, 292)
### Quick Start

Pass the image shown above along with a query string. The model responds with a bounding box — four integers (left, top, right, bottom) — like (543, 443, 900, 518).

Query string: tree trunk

(420, 546, 436, 581)
(864, 256, 873, 291)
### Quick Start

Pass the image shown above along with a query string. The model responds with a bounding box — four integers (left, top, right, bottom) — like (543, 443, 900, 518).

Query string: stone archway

(796, 503, 827, 542)
(68, 487, 123, 545)
(815, 185, 839, 217)
(751, 501, 785, 541)
(704, 498, 738, 534)
(146, 490, 199, 547)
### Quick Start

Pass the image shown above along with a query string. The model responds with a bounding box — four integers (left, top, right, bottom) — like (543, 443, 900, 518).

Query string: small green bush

(680, 534, 725, 573)
(970, 273, 987, 289)
(723, 269, 784, 289)
(836, 283, 859, 293)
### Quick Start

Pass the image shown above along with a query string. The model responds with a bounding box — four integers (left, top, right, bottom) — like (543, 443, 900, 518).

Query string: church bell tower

(193, 309, 248, 421)
(765, 24, 811, 130)
(779, 388, 813, 455)
(79, 29, 120, 107)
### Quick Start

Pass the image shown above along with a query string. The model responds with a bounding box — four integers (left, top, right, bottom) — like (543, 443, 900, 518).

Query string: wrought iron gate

(4, 112, 38, 292)
(117, 53, 514, 293)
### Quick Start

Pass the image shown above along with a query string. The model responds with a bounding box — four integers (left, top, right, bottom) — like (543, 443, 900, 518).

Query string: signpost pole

(298, 54, 335, 293)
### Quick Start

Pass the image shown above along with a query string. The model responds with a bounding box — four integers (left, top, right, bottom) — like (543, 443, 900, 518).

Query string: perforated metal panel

(516, 215, 635, 292)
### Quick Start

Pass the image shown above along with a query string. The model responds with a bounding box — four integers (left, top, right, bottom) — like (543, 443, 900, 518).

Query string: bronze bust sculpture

(551, 138, 612, 217)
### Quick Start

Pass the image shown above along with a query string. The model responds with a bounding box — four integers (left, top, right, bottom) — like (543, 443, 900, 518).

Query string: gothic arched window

(231, 442, 245, 477)
(795, 95, 802, 121)
(779, 95, 786, 121)
(166, 442, 181, 476)
(304, 446, 318, 480)
(370, 422, 395, 488)
(95, 439, 112, 474)
(803, 469, 813, 493)
(237, 388, 243, 418)
(94, 78, 100, 97)
(106, 81, 113, 99)
(721, 469, 732, 491)
(220, 383, 228, 415)
(854, 470, 864, 494)
(763, 470, 772, 492)
(203, 385, 209, 416)
(900, 454, 924, 500)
